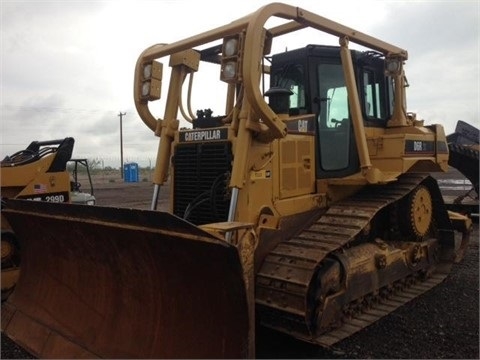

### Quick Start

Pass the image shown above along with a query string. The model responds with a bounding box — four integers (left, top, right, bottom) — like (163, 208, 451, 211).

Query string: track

(256, 173, 456, 346)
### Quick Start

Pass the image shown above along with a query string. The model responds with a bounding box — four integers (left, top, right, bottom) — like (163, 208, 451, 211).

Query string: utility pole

(118, 112, 126, 179)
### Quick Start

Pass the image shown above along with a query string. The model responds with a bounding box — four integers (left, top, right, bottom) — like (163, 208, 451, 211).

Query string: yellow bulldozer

(1, 138, 97, 302)
(1, 3, 473, 358)
(1, 138, 75, 300)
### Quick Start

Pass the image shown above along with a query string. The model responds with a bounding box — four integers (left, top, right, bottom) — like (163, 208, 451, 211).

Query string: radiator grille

(173, 142, 232, 225)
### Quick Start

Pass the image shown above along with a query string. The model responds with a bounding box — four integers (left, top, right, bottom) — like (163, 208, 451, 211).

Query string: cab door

(310, 56, 360, 179)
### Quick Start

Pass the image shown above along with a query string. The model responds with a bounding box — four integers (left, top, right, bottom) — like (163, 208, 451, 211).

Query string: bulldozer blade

(1, 199, 249, 359)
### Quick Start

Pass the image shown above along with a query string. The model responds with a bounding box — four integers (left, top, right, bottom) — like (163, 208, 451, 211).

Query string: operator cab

(269, 45, 394, 179)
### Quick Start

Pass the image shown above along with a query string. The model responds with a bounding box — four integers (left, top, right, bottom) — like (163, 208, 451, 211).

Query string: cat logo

(180, 128, 228, 142)
(298, 119, 308, 132)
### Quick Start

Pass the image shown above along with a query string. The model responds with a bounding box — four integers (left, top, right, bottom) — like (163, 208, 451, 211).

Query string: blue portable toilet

(124, 162, 139, 182)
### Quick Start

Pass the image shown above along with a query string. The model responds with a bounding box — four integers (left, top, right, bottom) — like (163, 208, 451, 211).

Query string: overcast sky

(1, 0, 478, 168)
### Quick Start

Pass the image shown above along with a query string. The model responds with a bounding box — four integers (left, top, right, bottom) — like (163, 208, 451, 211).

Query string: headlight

(143, 64, 152, 79)
(386, 60, 400, 72)
(224, 38, 238, 57)
(140, 61, 163, 101)
(220, 34, 243, 83)
(86, 200, 96, 206)
(142, 81, 151, 97)
(222, 61, 237, 80)
(385, 57, 403, 76)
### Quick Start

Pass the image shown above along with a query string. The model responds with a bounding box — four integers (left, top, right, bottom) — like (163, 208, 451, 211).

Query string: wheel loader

(1, 138, 74, 301)
(1, 3, 473, 358)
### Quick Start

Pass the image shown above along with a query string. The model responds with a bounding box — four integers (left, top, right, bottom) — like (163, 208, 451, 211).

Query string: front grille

(173, 142, 232, 225)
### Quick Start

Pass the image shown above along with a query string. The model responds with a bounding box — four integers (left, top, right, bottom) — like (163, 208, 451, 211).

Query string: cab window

(317, 63, 350, 171)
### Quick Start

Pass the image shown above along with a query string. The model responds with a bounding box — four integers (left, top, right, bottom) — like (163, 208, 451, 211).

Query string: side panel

(279, 117, 316, 199)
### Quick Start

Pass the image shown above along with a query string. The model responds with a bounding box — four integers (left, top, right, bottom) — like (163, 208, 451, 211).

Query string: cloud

(1, 0, 478, 169)
(367, 1, 479, 131)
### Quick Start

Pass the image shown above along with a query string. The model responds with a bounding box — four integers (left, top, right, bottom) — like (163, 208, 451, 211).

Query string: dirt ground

(93, 180, 169, 210)
(1, 178, 479, 359)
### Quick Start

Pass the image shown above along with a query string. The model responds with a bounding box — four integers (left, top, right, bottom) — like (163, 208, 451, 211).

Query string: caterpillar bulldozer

(1, 3, 473, 358)
(1, 138, 75, 301)
(1, 139, 97, 302)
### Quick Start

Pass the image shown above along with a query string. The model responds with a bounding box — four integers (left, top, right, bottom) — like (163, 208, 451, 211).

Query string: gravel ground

(2, 179, 478, 359)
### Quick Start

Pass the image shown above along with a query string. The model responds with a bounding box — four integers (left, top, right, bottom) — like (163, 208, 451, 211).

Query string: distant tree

(87, 158, 101, 174)
(66, 158, 101, 175)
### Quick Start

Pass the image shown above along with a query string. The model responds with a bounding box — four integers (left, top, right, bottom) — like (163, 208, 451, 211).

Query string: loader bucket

(1, 199, 249, 359)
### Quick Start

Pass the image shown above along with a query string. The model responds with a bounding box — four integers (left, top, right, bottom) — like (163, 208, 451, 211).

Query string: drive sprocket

(399, 184, 433, 239)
